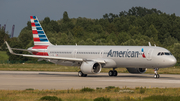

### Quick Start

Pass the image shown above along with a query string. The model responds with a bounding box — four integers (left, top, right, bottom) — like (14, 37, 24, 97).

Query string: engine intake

(126, 68, 147, 74)
(80, 61, 101, 74)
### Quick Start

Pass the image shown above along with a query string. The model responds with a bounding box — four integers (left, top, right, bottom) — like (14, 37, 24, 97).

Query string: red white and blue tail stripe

(30, 16, 52, 46)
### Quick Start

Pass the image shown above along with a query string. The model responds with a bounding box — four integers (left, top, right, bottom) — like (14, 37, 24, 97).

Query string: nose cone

(168, 56, 177, 67)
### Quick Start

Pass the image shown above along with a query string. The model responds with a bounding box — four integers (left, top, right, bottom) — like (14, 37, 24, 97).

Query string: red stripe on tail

(30, 16, 33, 19)
(31, 23, 35, 26)
(32, 45, 49, 49)
(32, 30, 38, 34)
(33, 38, 40, 41)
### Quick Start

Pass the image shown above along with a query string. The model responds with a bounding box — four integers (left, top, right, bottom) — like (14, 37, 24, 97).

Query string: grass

(0, 87, 180, 101)
(143, 95, 180, 101)
(80, 87, 95, 92)
(0, 63, 180, 74)
(40, 96, 62, 101)
(0, 51, 8, 61)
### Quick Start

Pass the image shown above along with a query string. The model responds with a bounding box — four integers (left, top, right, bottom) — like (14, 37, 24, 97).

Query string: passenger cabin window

(157, 52, 172, 56)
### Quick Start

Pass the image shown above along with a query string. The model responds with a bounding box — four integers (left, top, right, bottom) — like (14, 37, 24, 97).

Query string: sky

(1, 0, 180, 37)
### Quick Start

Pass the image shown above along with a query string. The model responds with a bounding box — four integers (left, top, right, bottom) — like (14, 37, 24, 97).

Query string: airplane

(5, 16, 177, 78)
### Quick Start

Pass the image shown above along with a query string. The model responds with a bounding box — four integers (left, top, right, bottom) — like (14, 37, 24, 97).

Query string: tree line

(1, 6, 180, 64)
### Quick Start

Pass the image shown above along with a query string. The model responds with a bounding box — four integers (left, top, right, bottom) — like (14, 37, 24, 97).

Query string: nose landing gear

(108, 68, 118, 76)
(154, 68, 160, 78)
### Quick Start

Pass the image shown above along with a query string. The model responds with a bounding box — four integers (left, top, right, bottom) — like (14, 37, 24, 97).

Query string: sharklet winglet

(4, 41, 25, 56)
(5, 41, 14, 54)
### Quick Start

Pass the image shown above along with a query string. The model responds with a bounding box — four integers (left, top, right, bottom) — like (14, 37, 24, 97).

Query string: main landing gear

(154, 68, 160, 78)
(78, 71, 87, 77)
(108, 68, 118, 76)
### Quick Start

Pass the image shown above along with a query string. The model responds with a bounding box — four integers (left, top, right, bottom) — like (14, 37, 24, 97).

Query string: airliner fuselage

(28, 45, 176, 69)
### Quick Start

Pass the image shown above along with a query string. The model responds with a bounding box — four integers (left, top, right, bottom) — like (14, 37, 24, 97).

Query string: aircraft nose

(168, 56, 177, 66)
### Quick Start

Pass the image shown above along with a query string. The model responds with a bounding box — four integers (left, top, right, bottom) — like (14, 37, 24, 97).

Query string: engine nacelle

(80, 61, 101, 74)
(126, 68, 147, 74)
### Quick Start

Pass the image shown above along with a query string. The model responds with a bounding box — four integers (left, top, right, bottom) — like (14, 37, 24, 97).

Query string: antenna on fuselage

(76, 43, 77, 46)
(148, 42, 151, 46)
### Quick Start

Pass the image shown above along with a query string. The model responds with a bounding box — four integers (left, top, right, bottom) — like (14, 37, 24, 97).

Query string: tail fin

(30, 16, 52, 46)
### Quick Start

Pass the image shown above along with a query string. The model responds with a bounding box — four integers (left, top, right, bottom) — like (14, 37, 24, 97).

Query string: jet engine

(126, 68, 147, 74)
(80, 61, 101, 74)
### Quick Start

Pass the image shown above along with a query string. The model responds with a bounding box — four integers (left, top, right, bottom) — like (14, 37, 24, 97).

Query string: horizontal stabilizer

(11, 48, 39, 52)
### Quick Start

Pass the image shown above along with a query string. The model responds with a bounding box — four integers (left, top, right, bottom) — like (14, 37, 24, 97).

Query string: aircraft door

(72, 49, 77, 58)
(147, 49, 154, 61)
(100, 50, 104, 58)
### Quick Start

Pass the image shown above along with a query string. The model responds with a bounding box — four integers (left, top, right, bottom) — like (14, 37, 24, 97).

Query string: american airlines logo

(107, 49, 145, 58)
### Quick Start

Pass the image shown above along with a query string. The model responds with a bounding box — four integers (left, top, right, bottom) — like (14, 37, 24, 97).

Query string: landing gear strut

(154, 68, 160, 78)
(108, 68, 118, 76)
(78, 71, 87, 77)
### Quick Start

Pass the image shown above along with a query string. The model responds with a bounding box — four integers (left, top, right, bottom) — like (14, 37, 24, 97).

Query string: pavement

(0, 71, 180, 90)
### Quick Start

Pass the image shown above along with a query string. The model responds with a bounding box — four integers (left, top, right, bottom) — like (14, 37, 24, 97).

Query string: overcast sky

(1, 0, 180, 37)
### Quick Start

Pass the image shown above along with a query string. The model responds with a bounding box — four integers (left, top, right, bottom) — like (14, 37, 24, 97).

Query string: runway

(0, 71, 180, 90)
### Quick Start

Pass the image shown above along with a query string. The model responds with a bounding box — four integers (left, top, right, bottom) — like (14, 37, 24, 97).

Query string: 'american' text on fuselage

(107, 49, 140, 58)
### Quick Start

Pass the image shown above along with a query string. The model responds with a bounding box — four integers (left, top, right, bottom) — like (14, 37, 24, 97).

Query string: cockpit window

(157, 52, 172, 56)
(165, 53, 170, 55)
(161, 52, 164, 55)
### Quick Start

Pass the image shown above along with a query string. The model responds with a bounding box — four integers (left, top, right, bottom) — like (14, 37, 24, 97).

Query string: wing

(5, 41, 105, 63)
(11, 48, 39, 52)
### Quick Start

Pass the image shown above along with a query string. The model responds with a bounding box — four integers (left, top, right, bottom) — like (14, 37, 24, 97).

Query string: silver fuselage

(29, 45, 177, 68)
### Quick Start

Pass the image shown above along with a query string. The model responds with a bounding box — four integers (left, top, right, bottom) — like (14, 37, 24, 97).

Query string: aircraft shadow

(39, 73, 77, 77)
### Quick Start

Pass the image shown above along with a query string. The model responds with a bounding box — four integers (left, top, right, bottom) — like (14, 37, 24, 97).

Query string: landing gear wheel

(108, 70, 113, 76)
(78, 71, 87, 77)
(83, 74, 87, 77)
(153, 68, 160, 78)
(108, 70, 118, 76)
(78, 71, 83, 77)
(154, 74, 160, 78)
(113, 70, 118, 76)
(154, 74, 157, 78)
(157, 74, 160, 78)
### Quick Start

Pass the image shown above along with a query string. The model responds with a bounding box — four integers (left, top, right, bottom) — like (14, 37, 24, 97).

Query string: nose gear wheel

(154, 68, 160, 78)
